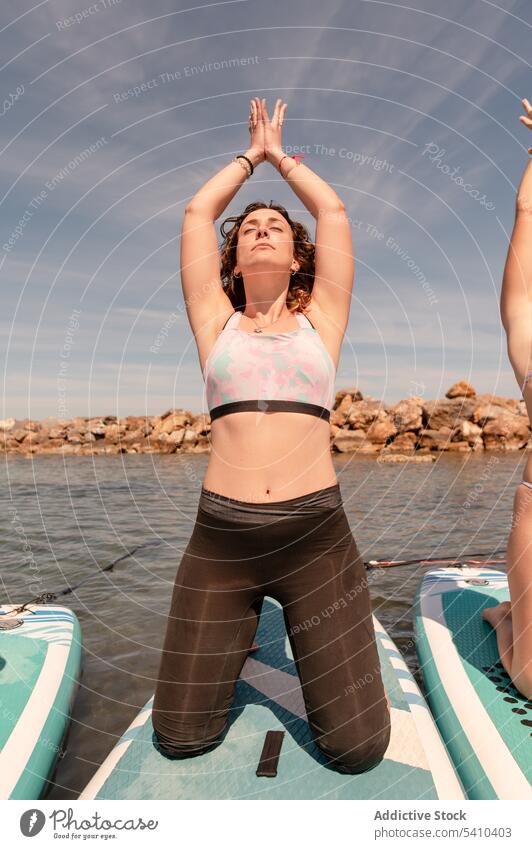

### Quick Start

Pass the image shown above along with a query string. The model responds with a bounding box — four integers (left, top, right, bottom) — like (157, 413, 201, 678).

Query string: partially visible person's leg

(482, 463, 532, 699)
(152, 501, 264, 757)
(269, 497, 391, 774)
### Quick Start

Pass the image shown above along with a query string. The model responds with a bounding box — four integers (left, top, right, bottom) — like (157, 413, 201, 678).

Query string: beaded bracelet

(233, 154, 253, 177)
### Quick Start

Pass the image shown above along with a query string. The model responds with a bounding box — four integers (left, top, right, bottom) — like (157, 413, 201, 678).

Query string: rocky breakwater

(1, 382, 531, 459)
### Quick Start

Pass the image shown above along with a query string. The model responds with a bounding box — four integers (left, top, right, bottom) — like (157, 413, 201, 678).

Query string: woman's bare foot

(481, 600, 512, 627)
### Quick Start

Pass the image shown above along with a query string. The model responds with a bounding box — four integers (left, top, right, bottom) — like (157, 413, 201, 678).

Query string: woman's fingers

(272, 98, 287, 127)
(250, 97, 259, 126)
(521, 98, 532, 137)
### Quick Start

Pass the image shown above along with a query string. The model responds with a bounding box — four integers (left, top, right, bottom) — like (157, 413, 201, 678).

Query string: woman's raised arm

(180, 98, 264, 360)
(261, 98, 354, 333)
(500, 98, 532, 390)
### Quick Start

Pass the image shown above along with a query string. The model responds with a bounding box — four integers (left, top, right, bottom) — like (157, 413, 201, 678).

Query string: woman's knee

(152, 711, 227, 757)
(315, 720, 391, 774)
(153, 730, 220, 759)
(152, 723, 225, 759)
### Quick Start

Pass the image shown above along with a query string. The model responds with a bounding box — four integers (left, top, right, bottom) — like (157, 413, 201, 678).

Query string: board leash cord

(366, 552, 506, 569)
(1, 544, 507, 616)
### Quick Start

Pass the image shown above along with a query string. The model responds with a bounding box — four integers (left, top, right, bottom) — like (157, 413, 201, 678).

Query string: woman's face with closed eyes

(234, 208, 297, 277)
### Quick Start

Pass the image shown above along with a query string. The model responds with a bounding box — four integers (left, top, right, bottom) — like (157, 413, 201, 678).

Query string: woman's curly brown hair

(219, 200, 315, 313)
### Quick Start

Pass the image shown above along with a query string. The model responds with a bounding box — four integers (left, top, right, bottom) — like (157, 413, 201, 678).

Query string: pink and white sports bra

(203, 310, 336, 422)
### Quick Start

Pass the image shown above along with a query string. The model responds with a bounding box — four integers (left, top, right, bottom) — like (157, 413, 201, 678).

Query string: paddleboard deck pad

(0, 603, 82, 800)
(414, 565, 532, 800)
(80, 598, 464, 799)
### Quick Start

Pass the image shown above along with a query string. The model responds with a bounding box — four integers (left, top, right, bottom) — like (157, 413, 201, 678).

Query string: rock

(332, 429, 368, 452)
(104, 423, 126, 441)
(456, 420, 482, 440)
(418, 428, 453, 450)
(191, 414, 211, 435)
(366, 420, 397, 444)
(122, 428, 148, 446)
(125, 416, 145, 428)
(1, 436, 21, 451)
(58, 443, 83, 455)
(103, 444, 121, 454)
(357, 443, 382, 454)
(167, 429, 185, 447)
(160, 408, 193, 427)
(11, 429, 28, 442)
(474, 394, 520, 412)
(333, 388, 363, 409)
(152, 431, 175, 450)
(337, 394, 355, 415)
(88, 419, 107, 437)
(330, 408, 348, 427)
(157, 413, 191, 435)
(191, 435, 210, 452)
(482, 415, 531, 450)
(181, 428, 199, 448)
(389, 397, 423, 433)
(446, 381, 476, 398)
(0, 418, 15, 430)
(346, 399, 389, 429)
(472, 404, 513, 426)
(424, 398, 477, 430)
(25, 430, 50, 446)
(386, 432, 418, 453)
(379, 453, 435, 463)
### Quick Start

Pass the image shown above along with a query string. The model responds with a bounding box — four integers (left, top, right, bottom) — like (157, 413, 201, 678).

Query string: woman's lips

(253, 244, 274, 250)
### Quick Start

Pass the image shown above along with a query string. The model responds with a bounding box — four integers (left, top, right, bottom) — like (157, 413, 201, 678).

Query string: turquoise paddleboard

(414, 565, 532, 800)
(80, 598, 464, 800)
(0, 603, 82, 800)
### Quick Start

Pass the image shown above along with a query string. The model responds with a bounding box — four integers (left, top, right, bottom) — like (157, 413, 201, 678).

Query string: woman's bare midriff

(202, 410, 337, 502)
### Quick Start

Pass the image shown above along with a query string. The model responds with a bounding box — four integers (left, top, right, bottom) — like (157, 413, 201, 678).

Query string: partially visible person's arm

(500, 143, 532, 388)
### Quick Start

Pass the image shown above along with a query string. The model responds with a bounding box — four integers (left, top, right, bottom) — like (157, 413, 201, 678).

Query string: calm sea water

(0, 450, 527, 799)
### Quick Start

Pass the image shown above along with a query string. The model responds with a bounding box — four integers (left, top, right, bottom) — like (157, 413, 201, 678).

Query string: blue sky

(1, 0, 531, 420)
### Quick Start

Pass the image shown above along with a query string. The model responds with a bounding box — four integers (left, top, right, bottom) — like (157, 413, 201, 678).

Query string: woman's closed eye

(243, 226, 283, 233)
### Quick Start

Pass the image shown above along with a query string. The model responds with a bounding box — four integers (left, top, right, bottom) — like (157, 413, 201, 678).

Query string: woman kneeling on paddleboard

(151, 96, 391, 773)
(482, 96, 532, 700)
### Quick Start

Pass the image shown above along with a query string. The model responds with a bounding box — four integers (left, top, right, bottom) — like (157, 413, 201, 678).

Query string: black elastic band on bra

(209, 399, 331, 422)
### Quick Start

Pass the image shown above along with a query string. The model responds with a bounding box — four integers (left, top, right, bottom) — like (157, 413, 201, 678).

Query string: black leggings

(152, 483, 391, 774)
